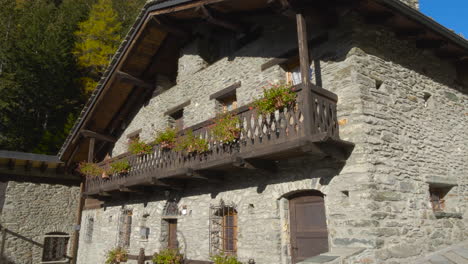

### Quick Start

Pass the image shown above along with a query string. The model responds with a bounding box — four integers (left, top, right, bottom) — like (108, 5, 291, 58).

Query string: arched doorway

(289, 191, 328, 263)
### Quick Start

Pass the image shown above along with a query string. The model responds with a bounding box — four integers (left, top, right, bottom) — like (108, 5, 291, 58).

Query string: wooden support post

(296, 12, 315, 136)
(137, 248, 145, 264)
(0, 225, 6, 261)
(70, 183, 85, 264)
(88, 137, 95, 163)
(71, 137, 95, 264)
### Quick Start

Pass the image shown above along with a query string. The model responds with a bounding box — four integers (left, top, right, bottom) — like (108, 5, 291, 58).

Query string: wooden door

(168, 219, 177, 249)
(289, 193, 328, 263)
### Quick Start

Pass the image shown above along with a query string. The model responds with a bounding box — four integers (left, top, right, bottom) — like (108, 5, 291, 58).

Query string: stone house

(57, 0, 467, 263)
(0, 151, 81, 264)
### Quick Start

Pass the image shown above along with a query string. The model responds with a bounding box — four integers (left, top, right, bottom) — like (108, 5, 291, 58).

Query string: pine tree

(73, 0, 122, 95)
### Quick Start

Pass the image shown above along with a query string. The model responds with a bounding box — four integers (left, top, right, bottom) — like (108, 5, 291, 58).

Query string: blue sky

(420, 0, 468, 37)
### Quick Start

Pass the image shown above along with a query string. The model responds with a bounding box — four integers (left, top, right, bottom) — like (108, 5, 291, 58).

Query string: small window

(430, 187, 448, 212)
(84, 217, 94, 243)
(140, 214, 150, 241)
(118, 209, 132, 248)
(218, 93, 237, 113)
(127, 129, 142, 143)
(42, 232, 70, 262)
(285, 63, 313, 86)
(221, 207, 237, 254)
(169, 109, 184, 131)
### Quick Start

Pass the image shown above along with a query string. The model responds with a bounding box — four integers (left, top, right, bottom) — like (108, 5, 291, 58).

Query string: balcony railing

(85, 84, 345, 195)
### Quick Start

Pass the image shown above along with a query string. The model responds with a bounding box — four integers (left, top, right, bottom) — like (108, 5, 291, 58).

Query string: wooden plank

(209, 81, 241, 100)
(150, 17, 189, 38)
(200, 5, 243, 32)
(81, 130, 117, 143)
(88, 138, 95, 163)
(150, 0, 228, 16)
(297, 13, 311, 87)
(164, 100, 191, 116)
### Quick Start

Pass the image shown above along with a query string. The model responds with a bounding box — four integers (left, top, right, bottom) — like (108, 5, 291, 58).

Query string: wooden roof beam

(115, 71, 154, 90)
(364, 11, 395, 24)
(416, 38, 447, 49)
(200, 5, 244, 33)
(80, 130, 117, 143)
(150, 17, 189, 38)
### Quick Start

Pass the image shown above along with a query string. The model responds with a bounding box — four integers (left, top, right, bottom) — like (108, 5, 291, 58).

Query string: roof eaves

(378, 0, 468, 50)
(58, 0, 194, 161)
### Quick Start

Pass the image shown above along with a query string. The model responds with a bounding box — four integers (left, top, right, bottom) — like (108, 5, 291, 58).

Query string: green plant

(253, 82, 296, 115)
(210, 254, 243, 264)
(77, 162, 104, 177)
(109, 159, 131, 175)
(152, 248, 184, 264)
(105, 247, 128, 264)
(175, 130, 209, 154)
(212, 113, 241, 143)
(128, 138, 153, 155)
(154, 127, 177, 150)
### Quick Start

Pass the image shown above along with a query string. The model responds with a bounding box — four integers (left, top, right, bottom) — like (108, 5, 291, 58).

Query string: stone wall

(341, 15, 468, 263)
(0, 181, 80, 264)
(81, 14, 374, 264)
(78, 157, 352, 264)
(79, 10, 467, 264)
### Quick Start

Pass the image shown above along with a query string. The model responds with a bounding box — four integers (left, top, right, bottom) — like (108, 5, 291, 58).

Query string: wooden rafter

(150, 17, 189, 38)
(200, 5, 244, 32)
(115, 71, 154, 89)
(80, 130, 117, 143)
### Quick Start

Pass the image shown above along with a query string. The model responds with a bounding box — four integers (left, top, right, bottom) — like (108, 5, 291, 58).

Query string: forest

(0, 0, 146, 154)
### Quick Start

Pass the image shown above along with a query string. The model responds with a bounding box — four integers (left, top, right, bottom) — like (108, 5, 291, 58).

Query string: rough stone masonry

(76, 2, 466, 264)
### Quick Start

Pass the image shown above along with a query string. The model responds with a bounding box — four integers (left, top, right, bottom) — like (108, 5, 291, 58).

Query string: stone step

(298, 247, 365, 264)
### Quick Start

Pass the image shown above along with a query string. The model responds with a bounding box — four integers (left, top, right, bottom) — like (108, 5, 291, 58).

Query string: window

(118, 209, 132, 248)
(210, 81, 240, 113)
(430, 187, 448, 212)
(286, 65, 313, 86)
(169, 109, 184, 131)
(84, 217, 94, 243)
(210, 203, 238, 255)
(218, 94, 237, 113)
(139, 214, 150, 241)
(42, 232, 70, 262)
(221, 208, 237, 254)
(127, 129, 142, 145)
(165, 101, 190, 131)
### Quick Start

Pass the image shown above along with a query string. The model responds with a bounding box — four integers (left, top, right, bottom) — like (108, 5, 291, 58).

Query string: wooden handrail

(85, 85, 340, 195)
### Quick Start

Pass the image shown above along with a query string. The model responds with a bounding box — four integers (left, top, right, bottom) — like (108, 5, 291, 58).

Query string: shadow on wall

(0, 226, 72, 263)
(101, 155, 348, 208)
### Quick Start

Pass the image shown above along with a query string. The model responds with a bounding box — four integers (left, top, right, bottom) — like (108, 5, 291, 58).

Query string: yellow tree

(73, 0, 122, 95)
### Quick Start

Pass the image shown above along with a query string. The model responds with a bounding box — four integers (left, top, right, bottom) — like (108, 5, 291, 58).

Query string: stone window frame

(164, 100, 191, 131)
(210, 81, 241, 113)
(41, 232, 70, 263)
(139, 213, 150, 242)
(426, 179, 462, 219)
(209, 201, 238, 256)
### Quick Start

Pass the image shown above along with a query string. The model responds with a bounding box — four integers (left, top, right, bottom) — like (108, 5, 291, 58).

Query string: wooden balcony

(84, 84, 353, 196)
